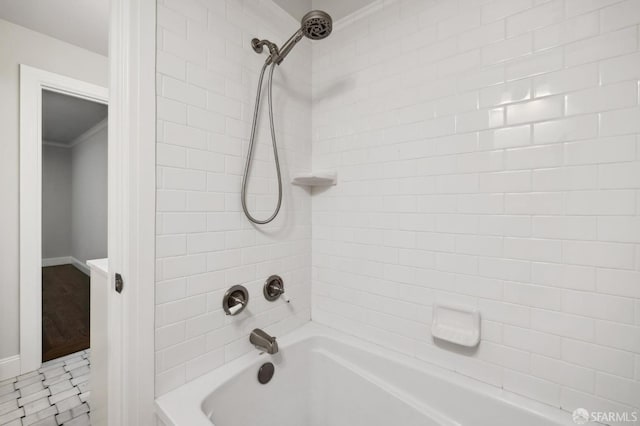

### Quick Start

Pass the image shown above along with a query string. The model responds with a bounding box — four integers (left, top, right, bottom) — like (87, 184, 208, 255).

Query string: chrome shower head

(262, 9, 332, 64)
(301, 10, 332, 40)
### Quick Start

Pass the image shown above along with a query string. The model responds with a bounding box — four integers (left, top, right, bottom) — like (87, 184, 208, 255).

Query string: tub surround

(154, 0, 640, 418)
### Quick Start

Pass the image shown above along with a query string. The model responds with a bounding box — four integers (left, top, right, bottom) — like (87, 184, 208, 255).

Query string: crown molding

(69, 117, 108, 147)
(42, 139, 70, 148)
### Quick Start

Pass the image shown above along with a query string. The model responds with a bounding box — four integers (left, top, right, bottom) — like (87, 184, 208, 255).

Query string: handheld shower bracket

(251, 38, 280, 64)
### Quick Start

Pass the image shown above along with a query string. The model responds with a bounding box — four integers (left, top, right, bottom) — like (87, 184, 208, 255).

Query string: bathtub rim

(154, 321, 575, 426)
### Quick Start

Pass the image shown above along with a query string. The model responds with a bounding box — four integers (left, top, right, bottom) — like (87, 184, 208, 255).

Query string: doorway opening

(41, 90, 108, 362)
(19, 65, 108, 376)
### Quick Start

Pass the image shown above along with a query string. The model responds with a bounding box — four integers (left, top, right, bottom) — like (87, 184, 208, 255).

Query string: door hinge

(115, 273, 124, 293)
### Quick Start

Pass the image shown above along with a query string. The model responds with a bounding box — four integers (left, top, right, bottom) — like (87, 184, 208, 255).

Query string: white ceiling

(273, 0, 378, 22)
(42, 90, 108, 145)
(0, 0, 108, 56)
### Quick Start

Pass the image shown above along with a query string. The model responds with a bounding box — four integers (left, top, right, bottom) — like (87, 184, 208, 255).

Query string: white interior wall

(42, 144, 73, 259)
(311, 0, 640, 415)
(41, 122, 108, 271)
(0, 18, 108, 360)
(71, 121, 109, 265)
(154, 0, 312, 396)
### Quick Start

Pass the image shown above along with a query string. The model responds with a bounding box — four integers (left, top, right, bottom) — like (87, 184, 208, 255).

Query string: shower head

(300, 10, 333, 40)
(267, 9, 332, 64)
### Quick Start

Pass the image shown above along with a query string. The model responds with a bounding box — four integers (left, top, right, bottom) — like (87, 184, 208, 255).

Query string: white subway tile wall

(155, 0, 312, 395)
(312, 0, 640, 417)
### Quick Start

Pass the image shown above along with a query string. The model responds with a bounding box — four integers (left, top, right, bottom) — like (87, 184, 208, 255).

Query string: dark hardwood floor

(42, 264, 90, 361)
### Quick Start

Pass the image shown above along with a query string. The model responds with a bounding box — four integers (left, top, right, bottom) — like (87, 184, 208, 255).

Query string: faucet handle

(268, 283, 284, 295)
(223, 285, 249, 316)
(263, 275, 289, 303)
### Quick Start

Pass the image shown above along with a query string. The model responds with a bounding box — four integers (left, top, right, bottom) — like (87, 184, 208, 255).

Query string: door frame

(108, 0, 156, 423)
(19, 65, 109, 374)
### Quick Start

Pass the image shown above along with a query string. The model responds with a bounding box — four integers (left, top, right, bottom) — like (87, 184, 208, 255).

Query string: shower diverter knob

(263, 275, 289, 303)
(223, 285, 249, 316)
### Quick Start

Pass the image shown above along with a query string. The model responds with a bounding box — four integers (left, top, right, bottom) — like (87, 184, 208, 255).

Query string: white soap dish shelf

(431, 304, 481, 347)
(291, 170, 337, 187)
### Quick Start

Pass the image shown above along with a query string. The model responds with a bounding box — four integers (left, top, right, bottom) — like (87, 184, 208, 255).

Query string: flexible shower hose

(241, 61, 283, 225)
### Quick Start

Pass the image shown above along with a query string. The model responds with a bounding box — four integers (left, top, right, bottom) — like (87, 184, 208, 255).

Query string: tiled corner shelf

(291, 171, 337, 187)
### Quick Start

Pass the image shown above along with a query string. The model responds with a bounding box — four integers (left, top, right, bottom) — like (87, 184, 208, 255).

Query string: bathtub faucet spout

(250, 329, 279, 354)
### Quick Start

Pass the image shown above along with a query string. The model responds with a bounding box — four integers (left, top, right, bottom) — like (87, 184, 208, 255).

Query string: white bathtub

(155, 323, 580, 426)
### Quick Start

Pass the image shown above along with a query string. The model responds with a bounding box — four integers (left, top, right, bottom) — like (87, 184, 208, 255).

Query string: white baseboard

(42, 256, 73, 267)
(42, 256, 90, 276)
(70, 257, 90, 276)
(0, 355, 20, 381)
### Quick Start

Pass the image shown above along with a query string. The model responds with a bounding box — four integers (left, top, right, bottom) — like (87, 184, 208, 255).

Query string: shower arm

(251, 38, 280, 64)
(252, 28, 304, 65)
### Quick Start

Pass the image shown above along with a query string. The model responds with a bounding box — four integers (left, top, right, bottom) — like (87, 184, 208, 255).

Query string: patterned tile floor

(0, 350, 90, 426)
